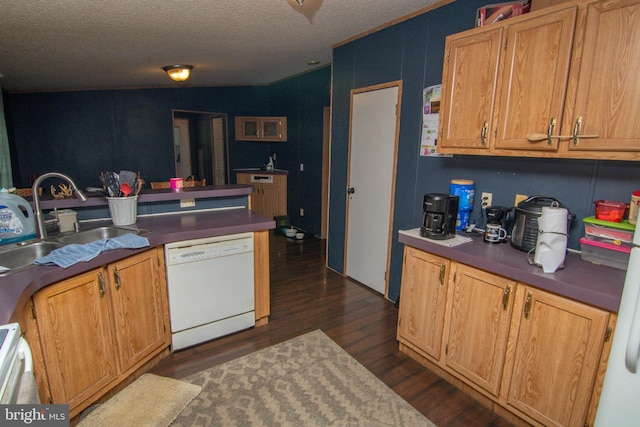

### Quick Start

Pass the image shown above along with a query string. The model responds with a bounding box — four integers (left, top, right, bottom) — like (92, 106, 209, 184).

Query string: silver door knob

(347, 187, 355, 194)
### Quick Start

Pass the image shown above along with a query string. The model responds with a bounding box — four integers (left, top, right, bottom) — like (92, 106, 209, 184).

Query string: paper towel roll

(534, 206, 568, 273)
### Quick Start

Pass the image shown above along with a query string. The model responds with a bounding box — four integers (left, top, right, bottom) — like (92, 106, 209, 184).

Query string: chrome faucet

(32, 172, 88, 239)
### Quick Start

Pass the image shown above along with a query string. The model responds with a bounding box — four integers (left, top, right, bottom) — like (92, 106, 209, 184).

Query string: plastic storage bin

(583, 216, 634, 244)
(594, 200, 629, 222)
(580, 237, 631, 270)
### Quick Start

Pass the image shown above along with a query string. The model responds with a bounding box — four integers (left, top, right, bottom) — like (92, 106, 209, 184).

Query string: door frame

(343, 80, 402, 297)
(172, 117, 192, 179)
(321, 106, 331, 240)
(210, 116, 228, 185)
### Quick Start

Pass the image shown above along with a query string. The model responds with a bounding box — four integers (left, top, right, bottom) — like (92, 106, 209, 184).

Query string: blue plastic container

(0, 189, 36, 245)
(450, 179, 475, 231)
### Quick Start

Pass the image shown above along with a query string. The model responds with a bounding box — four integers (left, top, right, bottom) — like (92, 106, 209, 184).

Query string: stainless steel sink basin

(0, 241, 64, 276)
(53, 226, 149, 245)
(0, 226, 149, 276)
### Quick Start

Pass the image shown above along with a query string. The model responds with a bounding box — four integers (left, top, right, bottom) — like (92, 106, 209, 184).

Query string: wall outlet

(180, 198, 196, 208)
(272, 153, 276, 160)
(481, 192, 493, 209)
(300, 163, 304, 171)
(514, 194, 528, 206)
(300, 208, 305, 216)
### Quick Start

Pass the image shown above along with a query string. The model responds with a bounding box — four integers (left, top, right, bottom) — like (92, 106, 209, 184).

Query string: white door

(346, 83, 400, 295)
(173, 118, 191, 179)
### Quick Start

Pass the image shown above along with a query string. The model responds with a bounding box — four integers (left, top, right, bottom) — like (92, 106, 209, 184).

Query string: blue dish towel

(34, 234, 150, 268)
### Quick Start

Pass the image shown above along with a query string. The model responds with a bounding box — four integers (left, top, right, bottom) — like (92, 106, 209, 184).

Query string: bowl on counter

(296, 232, 305, 240)
(594, 200, 629, 222)
(284, 228, 297, 238)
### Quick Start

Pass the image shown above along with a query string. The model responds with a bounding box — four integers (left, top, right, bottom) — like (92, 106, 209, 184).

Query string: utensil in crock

(120, 182, 132, 197)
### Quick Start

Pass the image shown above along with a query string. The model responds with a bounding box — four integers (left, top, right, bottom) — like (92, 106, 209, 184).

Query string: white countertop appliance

(595, 223, 640, 426)
(0, 323, 38, 404)
(165, 233, 255, 350)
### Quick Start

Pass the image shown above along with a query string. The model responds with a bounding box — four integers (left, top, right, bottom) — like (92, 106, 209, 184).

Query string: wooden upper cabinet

(235, 116, 287, 141)
(562, 0, 640, 156)
(494, 6, 577, 151)
(439, 27, 503, 150)
(438, 0, 640, 160)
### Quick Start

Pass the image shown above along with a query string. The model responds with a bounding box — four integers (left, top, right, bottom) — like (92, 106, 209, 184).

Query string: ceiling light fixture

(162, 64, 193, 83)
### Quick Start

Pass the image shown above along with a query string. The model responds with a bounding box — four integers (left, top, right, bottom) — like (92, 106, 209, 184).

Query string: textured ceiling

(0, 0, 444, 92)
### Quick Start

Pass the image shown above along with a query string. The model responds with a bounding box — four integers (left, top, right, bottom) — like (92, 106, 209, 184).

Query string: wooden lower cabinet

(398, 246, 615, 427)
(236, 172, 287, 218)
(397, 247, 449, 361)
(502, 285, 610, 427)
(444, 264, 516, 396)
(32, 248, 170, 417)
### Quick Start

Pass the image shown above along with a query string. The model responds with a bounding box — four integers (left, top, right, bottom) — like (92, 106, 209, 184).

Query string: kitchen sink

(0, 241, 64, 276)
(53, 226, 149, 245)
(0, 226, 150, 276)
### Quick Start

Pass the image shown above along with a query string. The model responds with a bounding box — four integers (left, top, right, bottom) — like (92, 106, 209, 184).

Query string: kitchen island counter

(1, 207, 274, 325)
(399, 228, 625, 313)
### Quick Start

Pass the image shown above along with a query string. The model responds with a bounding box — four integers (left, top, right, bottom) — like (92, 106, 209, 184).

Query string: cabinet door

(261, 117, 287, 141)
(504, 285, 609, 427)
(494, 7, 577, 151)
(33, 269, 118, 408)
(236, 117, 261, 140)
(564, 0, 640, 155)
(439, 27, 502, 151)
(397, 247, 449, 361)
(445, 264, 515, 396)
(257, 184, 282, 218)
(109, 249, 168, 372)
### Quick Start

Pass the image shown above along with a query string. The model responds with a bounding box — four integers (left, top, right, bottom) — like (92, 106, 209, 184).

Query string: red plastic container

(594, 200, 629, 222)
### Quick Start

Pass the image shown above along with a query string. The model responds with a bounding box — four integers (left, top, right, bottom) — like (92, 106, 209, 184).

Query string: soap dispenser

(266, 156, 274, 171)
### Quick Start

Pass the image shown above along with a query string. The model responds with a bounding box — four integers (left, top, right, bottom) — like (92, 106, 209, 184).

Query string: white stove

(0, 323, 37, 404)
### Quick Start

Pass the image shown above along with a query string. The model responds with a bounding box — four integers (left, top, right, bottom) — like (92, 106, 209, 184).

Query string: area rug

(171, 330, 436, 426)
(77, 373, 201, 427)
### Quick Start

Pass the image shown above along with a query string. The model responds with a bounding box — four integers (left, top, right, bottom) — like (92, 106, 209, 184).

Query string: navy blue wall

(328, 1, 640, 302)
(269, 67, 332, 233)
(6, 66, 331, 236)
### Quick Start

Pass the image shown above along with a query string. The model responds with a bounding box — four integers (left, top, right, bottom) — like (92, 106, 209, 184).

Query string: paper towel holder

(527, 201, 570, 271)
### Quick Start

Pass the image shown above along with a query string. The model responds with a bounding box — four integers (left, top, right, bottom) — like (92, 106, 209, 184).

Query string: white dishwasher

(165, 232, 255, 350)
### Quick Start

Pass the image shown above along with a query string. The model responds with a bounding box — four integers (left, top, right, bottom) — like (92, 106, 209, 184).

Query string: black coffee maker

(420, 193, 459, 240)
(483, 206, 511, 243)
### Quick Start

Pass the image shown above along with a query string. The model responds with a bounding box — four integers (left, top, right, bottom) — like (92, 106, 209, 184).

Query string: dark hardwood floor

(151, 232, 515, 427)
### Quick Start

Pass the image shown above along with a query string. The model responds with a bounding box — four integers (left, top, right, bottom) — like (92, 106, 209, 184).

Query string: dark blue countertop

(399, 228, 625, 313)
